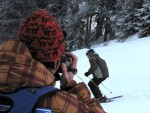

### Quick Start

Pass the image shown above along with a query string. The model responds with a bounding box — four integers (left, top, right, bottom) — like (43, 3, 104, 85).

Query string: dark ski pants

(88, 78, 106, 99)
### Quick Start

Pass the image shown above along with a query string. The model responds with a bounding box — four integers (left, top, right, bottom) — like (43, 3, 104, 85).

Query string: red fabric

(17, 10, 65, 67)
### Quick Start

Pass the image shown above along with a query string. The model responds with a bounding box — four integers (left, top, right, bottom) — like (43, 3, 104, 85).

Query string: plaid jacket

(0, 40, 105, 113)
(0, 40, 55, 93)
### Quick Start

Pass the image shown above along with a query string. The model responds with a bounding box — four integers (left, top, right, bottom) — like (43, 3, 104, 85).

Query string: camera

(61, 55, 72, 65)
(56, 54, 72, 73)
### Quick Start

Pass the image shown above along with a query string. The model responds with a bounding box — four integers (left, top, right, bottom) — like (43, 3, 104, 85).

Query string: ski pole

(76, 75, 106, 96)
(101, 83, 112, 94)
(76, 74, 84, 81)
(87, 76, 100, 89)
(86, 74, 112, 94)
(87, 76, 106, 96)
(87, 76, 113, 94)
(76, 75, 104, 94)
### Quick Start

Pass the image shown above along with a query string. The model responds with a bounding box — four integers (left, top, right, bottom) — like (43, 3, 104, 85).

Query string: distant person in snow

(85, 49, 109, 102)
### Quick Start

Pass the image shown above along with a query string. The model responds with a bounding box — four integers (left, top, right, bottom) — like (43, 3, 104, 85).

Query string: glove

(84, 72, 90, 77)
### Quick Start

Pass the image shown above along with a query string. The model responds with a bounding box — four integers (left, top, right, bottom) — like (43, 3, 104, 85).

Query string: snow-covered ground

(56, 34, 150, 113)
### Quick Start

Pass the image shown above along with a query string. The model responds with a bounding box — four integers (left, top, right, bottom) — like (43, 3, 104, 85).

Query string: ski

(107, 95, 123, 100)
(100, 95, 123, 103)
(100, 99, 114, 103)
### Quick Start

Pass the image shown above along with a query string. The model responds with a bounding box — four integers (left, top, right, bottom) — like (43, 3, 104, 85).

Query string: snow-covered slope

(56, 34, 150, 113)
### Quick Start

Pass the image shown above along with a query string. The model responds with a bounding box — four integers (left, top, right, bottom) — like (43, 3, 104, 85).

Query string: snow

(56, 34, 150, 113)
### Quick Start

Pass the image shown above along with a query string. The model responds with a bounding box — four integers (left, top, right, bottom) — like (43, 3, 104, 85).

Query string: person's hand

(84, 72, 90, 77)
(60, 52, 78, 88)
(64, 51, 78, 69)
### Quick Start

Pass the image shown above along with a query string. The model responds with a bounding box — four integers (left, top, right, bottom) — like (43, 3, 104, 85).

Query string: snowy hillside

(56, 34, 150, 113)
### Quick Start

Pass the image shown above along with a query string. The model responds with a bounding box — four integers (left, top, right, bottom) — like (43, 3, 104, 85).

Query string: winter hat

(86, 49, 96, 57)
(17, 10, 65, 68)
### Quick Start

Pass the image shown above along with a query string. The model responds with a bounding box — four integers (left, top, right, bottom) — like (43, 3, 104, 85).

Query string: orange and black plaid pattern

(0, 40, 55, 93)
(37, 81, 106, 113)
(0, 40, 106, 113)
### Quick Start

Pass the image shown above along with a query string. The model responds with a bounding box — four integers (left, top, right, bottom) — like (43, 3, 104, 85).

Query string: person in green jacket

(85, 49, 109, 102)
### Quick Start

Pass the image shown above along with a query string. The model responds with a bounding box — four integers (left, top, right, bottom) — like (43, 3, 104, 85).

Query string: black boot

(99, 95, 107, 102)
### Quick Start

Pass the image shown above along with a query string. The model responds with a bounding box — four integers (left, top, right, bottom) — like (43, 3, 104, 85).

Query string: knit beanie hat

(86, 49, 96, 57)
(17, 10, 65, 68)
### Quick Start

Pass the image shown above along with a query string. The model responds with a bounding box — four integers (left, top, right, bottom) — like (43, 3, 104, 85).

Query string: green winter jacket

(88, 53, 109, 78)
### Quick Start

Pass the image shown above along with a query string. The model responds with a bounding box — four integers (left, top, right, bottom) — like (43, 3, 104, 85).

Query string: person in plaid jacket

(0, 10, 106, 113)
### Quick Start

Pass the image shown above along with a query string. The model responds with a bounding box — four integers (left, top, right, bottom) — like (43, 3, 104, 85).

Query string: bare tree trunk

(95, 16, 105, 39)
(89, 15, 92, 41)
(85, 15, 93, 48)
(104, 16, 114, 42)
